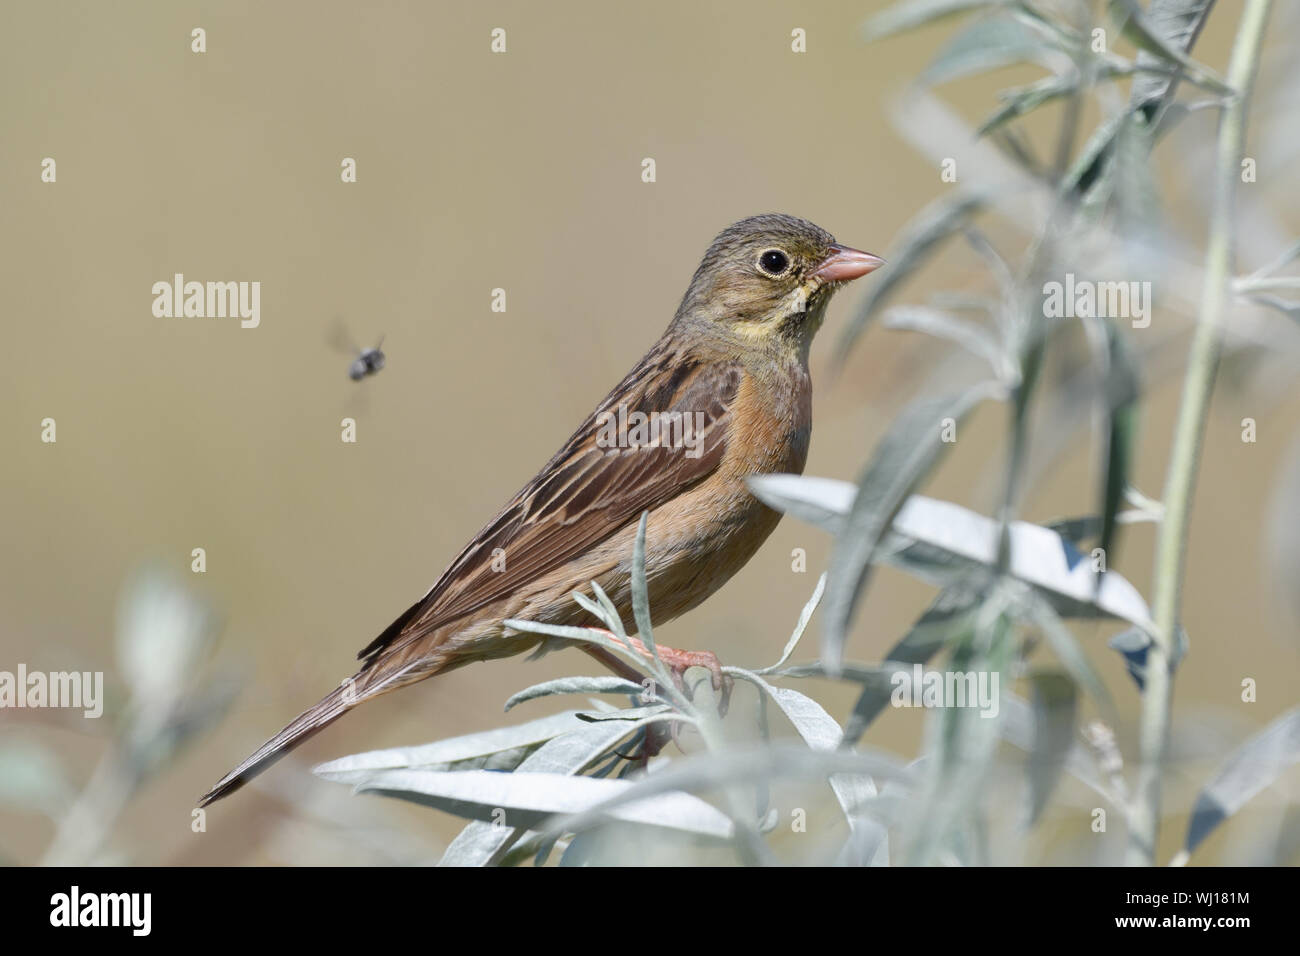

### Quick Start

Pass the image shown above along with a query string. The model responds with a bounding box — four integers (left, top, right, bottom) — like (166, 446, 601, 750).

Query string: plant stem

(691, 679, 778, 866)
(1126, 0, 1272, 866)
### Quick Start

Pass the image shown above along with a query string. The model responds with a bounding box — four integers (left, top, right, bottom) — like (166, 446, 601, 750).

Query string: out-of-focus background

(1, 0, 1296, 865)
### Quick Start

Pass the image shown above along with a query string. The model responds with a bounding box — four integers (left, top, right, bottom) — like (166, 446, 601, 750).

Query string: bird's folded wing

(359, 346, 742, 665)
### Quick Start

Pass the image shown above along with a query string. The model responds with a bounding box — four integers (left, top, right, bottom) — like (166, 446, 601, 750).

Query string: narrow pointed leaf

(505, 676, 647, 712)
(1184, 707, 1300, 858)
(920, 11, 1064, 86)
(575, 704, 672, 723)
(314, 709, 590, 774)
(631, 511, 659, 663)
(864, 0, 1007, 41)
(757, 573, 826, 674)
(882, 306, 1007, 375)
(329, 768, 734, 839)
(1109, 0, 1234, 95)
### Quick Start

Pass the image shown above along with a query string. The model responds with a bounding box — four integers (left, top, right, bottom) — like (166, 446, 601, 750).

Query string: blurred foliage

(2, 567, 235, 865)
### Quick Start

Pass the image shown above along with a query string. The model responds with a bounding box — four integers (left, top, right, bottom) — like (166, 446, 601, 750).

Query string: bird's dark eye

(757, 249, 790, 276)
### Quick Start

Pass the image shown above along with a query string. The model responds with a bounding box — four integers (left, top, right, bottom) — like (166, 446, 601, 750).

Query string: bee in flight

(330, 321, 386, 381)
(348, 338, 386, 381)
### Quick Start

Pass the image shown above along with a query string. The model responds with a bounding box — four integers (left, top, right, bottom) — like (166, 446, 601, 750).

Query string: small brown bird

(200, 214, 881, 805)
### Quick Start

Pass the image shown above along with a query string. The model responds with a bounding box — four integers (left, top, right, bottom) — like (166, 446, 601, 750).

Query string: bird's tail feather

(198, 675, 366, 807)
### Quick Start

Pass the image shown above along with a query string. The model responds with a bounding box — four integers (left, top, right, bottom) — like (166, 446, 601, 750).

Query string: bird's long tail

(197, 683, 352, 806)
(198, 666, 405, 807)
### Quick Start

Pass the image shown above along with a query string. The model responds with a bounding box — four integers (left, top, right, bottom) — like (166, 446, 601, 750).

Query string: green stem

(1126, 0, 1272, 866)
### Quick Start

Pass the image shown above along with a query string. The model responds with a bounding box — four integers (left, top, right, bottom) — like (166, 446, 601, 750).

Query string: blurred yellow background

(1, 0, 1296, 865)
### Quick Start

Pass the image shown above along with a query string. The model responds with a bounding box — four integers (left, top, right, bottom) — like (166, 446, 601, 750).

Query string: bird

(199, 214, 882, 806)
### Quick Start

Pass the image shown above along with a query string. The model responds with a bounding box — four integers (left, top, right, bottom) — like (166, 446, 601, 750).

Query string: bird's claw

(657, 648, 733, 717)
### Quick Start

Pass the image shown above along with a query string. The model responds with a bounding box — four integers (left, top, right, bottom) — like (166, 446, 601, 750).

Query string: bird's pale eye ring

(757, 248, 791, 276)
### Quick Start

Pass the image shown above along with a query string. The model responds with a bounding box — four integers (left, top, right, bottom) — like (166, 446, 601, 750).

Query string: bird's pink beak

(812, 245, 885, 283)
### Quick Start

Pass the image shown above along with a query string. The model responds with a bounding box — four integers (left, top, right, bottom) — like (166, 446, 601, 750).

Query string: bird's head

(673, 213, 882, 358)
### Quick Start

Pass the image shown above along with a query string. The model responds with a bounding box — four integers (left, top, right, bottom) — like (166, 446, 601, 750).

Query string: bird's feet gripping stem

(581, 633, 732, 716)
(580, 633, 733, 760)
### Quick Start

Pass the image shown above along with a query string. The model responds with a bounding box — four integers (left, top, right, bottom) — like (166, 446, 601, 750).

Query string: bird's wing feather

(359, 344, 742, 665)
